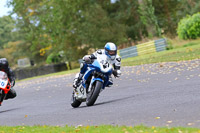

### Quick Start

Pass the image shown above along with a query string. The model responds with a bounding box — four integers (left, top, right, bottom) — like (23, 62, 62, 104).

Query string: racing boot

(73, 73, 83, 88)
(106, 76, 113, 87)
(73, 73, 86, 99)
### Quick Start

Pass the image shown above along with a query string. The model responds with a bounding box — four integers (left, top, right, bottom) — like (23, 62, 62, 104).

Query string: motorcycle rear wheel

(86, 81, 102, 106)
(71, 91, 82, 108)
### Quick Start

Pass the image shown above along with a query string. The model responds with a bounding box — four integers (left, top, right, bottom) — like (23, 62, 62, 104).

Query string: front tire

(86, 81, 103, 106)
(0, 90, 5, 102)
(71, 92, 82, 108)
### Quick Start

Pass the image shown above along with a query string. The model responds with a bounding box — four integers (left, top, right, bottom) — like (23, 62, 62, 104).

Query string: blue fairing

(91, 78, 104, 85)
(82, 59, 112, 89)
(82, 67, 95, 88)
(88, 60, 101, 71)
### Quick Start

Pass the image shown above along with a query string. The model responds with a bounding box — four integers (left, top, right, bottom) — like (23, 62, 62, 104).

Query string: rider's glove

(113, 69, 121, 78)
(11, 80, 15, 87)
(84, 56, 92, 64)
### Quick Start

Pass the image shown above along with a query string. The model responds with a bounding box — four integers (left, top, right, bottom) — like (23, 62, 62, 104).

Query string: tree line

(0, 0, 200, 66)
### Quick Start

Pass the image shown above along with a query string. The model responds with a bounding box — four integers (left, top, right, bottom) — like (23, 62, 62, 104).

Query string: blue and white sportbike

(71, 54, 113, 107)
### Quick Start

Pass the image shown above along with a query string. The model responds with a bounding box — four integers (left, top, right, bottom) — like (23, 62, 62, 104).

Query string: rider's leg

(106, 76, 113, 87)
(73, 62, 88, 88)
(73, 73, 83, 88)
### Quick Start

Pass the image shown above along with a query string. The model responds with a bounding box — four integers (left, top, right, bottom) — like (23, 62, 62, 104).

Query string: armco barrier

(119, 38, 167, 59)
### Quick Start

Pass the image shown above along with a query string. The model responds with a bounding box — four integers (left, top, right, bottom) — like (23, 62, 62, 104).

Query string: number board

(0, 79, 7, 88)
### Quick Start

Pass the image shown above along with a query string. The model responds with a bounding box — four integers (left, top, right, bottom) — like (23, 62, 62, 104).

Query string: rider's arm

(113, 55, 121, 77)
(90, 54, 97, 60)
(7, 67, 16, 87)
(83, 50, 101, 64)
(82, 54, 96, 64)
(90, 49, 102, 60)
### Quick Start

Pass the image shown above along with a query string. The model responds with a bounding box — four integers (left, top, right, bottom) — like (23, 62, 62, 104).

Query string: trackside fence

(119, 38, 167, 59)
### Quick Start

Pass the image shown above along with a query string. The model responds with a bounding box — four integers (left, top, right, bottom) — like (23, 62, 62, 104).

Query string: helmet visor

(108, 50, 116, 56)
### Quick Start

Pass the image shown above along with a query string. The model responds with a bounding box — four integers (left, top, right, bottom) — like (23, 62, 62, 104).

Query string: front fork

(88, 76, 104, 93)
(87, 76, 94, 93)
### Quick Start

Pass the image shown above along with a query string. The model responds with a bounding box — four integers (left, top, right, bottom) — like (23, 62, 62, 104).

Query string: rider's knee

(75, 73, 80, 79)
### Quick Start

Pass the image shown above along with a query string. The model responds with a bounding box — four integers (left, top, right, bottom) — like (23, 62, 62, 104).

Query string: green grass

(122, 42, 200, 66)
(0, 125, 199, 133)
(167, 38, 200, 48)
(183, 42, 199, 47)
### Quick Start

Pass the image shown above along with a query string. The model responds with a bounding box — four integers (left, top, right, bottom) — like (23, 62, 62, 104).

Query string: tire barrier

(119, 38, 167, 59)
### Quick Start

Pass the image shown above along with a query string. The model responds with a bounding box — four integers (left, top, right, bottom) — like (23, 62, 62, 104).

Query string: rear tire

(86, 81, 103, 106)
(71, 92, 82, 108)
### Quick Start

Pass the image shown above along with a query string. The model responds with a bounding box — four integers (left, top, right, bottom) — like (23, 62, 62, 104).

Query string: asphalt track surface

(0, 59, 200, 127)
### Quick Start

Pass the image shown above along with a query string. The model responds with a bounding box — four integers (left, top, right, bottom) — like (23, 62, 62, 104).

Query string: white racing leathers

(91, 49, 121, 77)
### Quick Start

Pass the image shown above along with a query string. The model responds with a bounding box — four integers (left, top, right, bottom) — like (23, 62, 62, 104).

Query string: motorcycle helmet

(104, 42, 117, 60)
(0, 58, 9, 70)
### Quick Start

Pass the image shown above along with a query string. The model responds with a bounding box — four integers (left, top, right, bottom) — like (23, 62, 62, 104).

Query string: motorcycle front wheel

(86, 81, 103, 106)
(71, 91, 82, 108)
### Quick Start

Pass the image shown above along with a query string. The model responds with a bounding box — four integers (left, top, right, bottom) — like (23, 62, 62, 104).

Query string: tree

(103, 0, 146, 42)
(178, 0, 200, 16)
(138, 0, 161, 37)
(0, 16, 16, 48)
(8, 0, 127, 63)
(152, 0, 181, 35)
(7, 0, 200, 67)
(0, 15, 24, 67)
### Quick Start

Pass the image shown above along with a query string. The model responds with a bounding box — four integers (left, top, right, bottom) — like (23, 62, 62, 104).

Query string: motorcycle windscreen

(0, 71, 8, 89)
(0, 71, 8, 80)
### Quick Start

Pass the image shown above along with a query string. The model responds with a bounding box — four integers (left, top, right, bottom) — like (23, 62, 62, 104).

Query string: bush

(166, 39, 173, 50)
(46, 53, 61, 64)
(177, 12, 200, 39)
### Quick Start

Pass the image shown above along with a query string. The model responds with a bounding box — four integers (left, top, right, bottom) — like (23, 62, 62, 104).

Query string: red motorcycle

(0, 71, 11, 106)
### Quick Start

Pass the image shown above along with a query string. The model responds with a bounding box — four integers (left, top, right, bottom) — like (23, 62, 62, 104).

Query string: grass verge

(0, 125, 199, 133)
(122, 42, 200, 66)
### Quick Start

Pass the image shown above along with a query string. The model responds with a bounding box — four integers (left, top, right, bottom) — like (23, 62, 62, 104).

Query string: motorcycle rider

(0, 58, 17, 102)
(73, 42, 121, 89)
